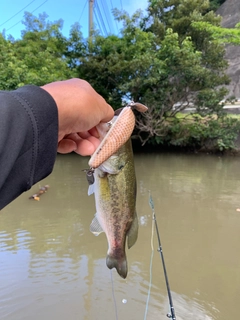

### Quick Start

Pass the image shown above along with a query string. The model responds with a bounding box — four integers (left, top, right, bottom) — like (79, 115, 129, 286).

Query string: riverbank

(133, 111, 240, 155)
(132, 131, 240, 156)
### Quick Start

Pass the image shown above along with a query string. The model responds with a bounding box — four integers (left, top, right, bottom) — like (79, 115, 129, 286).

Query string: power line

(99, 0, 113, 34)
(6, 0, 48, 32)
(94, 0, 125, 37)
(119, 0, 123, 11)
(78, 0, 88, 23)
(0, 0, 37, 28)
(93, 9, 104, 35)
(94, 1, 107, 35)
(94, 0, 108, 36)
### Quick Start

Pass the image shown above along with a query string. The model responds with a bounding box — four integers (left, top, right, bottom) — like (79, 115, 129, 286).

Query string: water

(1, 152, 240, 319)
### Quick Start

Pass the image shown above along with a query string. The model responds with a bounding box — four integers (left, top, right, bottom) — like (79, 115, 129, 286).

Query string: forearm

(0, 85, 58, 209)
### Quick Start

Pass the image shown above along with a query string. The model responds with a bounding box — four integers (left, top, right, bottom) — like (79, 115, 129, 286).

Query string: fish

(87, 103, 148, 279)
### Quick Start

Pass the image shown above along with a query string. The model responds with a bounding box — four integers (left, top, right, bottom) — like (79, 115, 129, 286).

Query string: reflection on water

(1, 152, 240, 319)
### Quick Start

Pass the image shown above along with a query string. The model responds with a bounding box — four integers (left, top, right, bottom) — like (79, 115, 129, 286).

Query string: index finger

(99, 103, 114, 123)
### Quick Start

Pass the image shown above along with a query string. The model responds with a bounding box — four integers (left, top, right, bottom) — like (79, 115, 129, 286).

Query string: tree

(65, 22, 86, 70)
(192, 21, 240, 45)
(1, 4, 237, 150)
(118, 1, 230, 143)
(16, 12, 75, 85)
(0, 34, 28, 90)
(208, 0, 226, 11)
(69, 1, 233, 145)
(0, 12, 75, 90)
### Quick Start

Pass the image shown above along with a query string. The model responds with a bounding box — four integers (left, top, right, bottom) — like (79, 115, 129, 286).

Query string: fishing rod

(149, 191, 176, 320)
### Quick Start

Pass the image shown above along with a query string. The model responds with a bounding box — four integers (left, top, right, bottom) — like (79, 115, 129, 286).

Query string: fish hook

(82, 168, 95, 185)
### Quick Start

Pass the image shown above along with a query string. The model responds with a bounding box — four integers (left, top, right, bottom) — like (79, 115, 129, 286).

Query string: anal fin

(127, 211, 138, 249)
(90, 214, 104, 236)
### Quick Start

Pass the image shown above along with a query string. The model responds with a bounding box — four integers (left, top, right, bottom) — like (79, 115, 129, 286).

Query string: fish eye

(118, 164, 124, 170)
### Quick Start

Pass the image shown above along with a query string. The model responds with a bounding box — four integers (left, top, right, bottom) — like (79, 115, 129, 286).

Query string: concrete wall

(216, 0, 240, 99)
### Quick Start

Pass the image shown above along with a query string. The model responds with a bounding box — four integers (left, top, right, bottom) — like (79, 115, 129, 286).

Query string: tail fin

(106, 253, 128, 279)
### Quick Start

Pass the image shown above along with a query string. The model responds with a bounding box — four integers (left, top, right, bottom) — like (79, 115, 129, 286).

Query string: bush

(149, 115, 240, 152)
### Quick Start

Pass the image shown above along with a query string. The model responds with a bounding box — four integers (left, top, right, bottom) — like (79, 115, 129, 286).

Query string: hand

(41, 79, 114, 156)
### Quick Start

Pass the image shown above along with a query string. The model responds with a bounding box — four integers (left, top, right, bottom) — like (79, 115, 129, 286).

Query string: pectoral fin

(88, 183, 95, 196)
(90, 214, 104, 236)
(127, 211, 138, 249)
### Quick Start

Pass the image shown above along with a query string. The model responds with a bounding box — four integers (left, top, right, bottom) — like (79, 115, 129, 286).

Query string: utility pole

(89, 0, 94, 38)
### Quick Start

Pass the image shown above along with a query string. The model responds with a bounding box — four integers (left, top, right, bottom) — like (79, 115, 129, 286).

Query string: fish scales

(106, 143, 135, 245)
(88, 103, 148, 278)
(89, 134, 138, 279)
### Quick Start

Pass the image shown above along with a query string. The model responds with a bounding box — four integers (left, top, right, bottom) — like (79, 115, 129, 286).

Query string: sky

(0, 0, 149, 39)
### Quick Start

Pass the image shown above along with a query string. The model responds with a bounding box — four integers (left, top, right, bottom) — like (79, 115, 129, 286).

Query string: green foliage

(72, 10, 162, 107)
(65, 23, 86, 70)
(72, 1, 230, 121)
(151, 115, 240, 152)
(192, 21, 240, 45)
(195, 87, 229, 116)
(121, 0, 231, 145)
(208, 0, 226, 11)
(1, 3, 239, 152)
(0, 34, 26, 90)
(75, 33, 128, 107)
(0, 12, 74, 90)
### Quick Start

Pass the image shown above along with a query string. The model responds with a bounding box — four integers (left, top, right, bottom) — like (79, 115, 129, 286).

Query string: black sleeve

(0, 85, 58, 210)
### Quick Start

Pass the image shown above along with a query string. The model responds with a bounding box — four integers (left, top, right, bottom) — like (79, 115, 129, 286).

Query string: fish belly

(95, 164, 135, 278)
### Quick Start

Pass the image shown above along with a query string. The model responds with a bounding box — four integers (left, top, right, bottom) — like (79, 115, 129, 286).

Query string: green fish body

(89, 120, 138, 279)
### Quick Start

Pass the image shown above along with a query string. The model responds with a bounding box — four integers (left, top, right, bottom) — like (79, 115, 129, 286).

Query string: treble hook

(82, 168, 95, 185)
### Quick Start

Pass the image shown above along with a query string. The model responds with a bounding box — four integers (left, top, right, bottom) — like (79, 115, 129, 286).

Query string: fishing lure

(88, 101, 148, 170)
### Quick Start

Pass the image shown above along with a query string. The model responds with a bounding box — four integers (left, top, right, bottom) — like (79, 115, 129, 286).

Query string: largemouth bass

(87, 103, 147, 279)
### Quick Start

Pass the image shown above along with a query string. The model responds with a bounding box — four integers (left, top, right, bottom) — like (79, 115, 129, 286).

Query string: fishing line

(110, 269, 119, 320)
(148, 191, 177, 320)
(144, 204, 155, 320)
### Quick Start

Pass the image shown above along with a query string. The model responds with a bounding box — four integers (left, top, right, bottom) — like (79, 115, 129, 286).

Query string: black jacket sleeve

(0, 85, 58, 210)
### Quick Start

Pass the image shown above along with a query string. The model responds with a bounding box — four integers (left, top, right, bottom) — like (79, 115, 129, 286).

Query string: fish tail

(106, 252, 128, 279)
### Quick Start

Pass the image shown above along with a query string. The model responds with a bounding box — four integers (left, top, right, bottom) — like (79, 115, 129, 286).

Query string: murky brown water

(1, 152, 240, 320)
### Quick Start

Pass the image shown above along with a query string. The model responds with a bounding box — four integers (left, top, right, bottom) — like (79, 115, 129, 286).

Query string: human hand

(41, 79, 114, 156)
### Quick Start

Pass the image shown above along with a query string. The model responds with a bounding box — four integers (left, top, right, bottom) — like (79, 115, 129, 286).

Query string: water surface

(1, 152, 240, 319)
